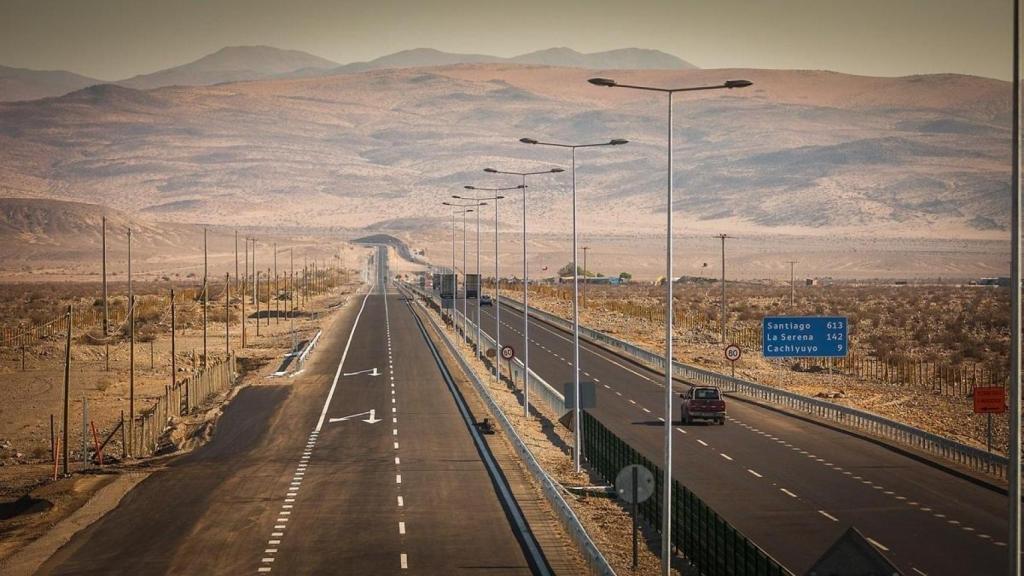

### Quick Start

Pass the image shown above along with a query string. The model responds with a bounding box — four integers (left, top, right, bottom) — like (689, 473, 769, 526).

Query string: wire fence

(513, 284, 1006, 397)
(130, 354, 236, 457)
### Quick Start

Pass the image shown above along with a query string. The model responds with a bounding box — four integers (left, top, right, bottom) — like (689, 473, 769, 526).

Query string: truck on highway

(439, 273, 455, 299)
(680, 386, 726, 425)
(465, 274, 480, 299)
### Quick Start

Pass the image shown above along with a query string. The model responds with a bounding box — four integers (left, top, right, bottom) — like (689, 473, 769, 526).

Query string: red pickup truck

(680, 386, 726, 425)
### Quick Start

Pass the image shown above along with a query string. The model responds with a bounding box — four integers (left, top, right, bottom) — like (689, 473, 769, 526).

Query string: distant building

(557, 276, 622, 285)
(977, 277, 1011, 287)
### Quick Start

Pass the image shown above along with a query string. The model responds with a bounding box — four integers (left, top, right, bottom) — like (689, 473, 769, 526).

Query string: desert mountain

(0, 65, 1010, 241)
(0, 65, 102, 102)
(324, 47, 696, 76)
(0, 197, 202, 271)
(117, 45, 340, 90)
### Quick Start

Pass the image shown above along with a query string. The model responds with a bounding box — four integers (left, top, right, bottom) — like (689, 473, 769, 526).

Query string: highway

(37, 247, 547, 575)
(463, 295, 1009, 575)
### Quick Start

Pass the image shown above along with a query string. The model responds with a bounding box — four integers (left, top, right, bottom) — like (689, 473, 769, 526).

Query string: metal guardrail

(400, 283, 615, 576)
(404, 283, 568, 419)
(497, 296, 1008, 480)
(297, 329, 323, 367)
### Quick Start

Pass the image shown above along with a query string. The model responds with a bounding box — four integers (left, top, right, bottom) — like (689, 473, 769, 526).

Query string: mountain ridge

(0, 64, 1009, 240)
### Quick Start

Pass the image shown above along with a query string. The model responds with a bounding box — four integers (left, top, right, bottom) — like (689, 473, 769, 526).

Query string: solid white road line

(315, 282, 375, 432)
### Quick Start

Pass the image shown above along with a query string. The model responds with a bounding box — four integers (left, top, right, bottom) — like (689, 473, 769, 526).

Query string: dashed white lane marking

(394, 441, 399, 449)
(866, 537, 889, 552)
(675, 427, 687, 434)
(748, 469, 763, 478)
(401, 553, 408, 569)
(720, 453, 733, 461)
(819, 510, 839, 522)
(399, 521, 406, 534)
(642, 407, 651, 413)
(697, 439, 708, 447)
(397, 474, 402, 484)
(780, 488, 798, 498)
(911, 567, 928, 576)
(398, 496, 404, 507)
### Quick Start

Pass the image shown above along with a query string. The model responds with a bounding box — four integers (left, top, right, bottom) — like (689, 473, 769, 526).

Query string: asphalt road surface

(462, 295, 1009, 576)
(38, 248, 544, 575)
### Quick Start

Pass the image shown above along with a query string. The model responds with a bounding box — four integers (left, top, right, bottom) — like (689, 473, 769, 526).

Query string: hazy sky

(0, 0, 1011, 81)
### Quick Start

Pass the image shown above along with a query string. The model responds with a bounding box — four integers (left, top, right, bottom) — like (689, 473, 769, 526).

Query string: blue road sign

(762, 316, 848, 358)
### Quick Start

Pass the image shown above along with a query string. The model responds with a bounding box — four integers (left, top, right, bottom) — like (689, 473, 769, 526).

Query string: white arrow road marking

(329, 409, 382, 424)
(343, 367, 380, 377)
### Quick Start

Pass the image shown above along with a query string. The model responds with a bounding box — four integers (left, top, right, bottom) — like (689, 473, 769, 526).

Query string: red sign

(974, 387, 1006, 414)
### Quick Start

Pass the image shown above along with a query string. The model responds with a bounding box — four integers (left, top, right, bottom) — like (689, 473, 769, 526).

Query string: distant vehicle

(680, 386, 726, 425)
(480, 294, 493, 306)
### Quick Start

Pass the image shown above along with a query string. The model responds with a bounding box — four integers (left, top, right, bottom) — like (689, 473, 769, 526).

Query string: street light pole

(444, 201, 486, 339)
(1009, 0, 1021, 571)
(589, 75, 752, 576)
(582, 246, 589, 309)
(451, 207, 457, 326)
(520, 137, 629, 474)
(459, 186, 520, 379)
(716, 234, 733, 345)
(484, 167, 564, 417)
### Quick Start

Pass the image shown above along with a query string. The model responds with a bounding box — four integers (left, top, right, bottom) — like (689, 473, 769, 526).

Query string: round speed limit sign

(500, 345, 515, 360)
(724, 344, 741, 362)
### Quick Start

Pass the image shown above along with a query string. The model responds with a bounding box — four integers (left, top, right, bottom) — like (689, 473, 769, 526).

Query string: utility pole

(290, 249, 295, 353)
(62, 305, 72, 476)
(274, 243, 279, 325)
(787, 260, 798, 309)
(256, 270, 261, 337)
(203, 228, 208, 367)
(127, 227, 132, 319)
(241, 262, 247, 348)
(102, 216, 109, 371)
(171, 289, 178, 407)
(717, 234, 731, 345)
(127, 227, 133, 457)
(582, 246, 589, 309)
(252, 239, 257, 306)
(225, 273, 230, 359)
(235, 230, 239, 293)
(128, 294, 135, 458)
(266, 267, 271, 327)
